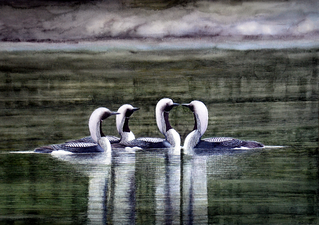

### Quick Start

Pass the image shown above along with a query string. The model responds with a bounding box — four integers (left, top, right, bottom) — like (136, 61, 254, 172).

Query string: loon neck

(98, 137, 111, 152)
(193, 111, 206, 137)
(120, 131, 135, 144)
(123, 117, 130, 132)
(166, 128, 181, 147)
(164, 112, 172, 132)
(99, 120, 105, 137)
(157, 111, 180, 148)
(183, 130, 201, 155)
(119, 117, 135, 144)
(183, 112, 202, 155)
(192, 112, 198, 131)
(90, 118, 102, 143)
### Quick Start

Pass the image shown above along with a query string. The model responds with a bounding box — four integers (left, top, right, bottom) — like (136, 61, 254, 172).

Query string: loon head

(155, 98, 179, 136)
(182, 100, 208, 137)
(116, 104, 139, 142)
(89, 107, 119, 143)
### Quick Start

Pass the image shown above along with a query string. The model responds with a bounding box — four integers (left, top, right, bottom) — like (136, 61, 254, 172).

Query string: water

(0, 48, 318, 224)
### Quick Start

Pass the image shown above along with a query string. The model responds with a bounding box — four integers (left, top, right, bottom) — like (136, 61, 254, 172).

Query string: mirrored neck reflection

(51, 150, 136, 224)
(87, 151, 136, 224)
(52, 151, 212, 224)
(154, 154, 181, 224)
(107, 152, 136, 224)
(181, 155, 208, 224)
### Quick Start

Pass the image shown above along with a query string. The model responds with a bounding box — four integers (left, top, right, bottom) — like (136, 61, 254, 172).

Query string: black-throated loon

(125, 98, 181, 150)
(34, 107, 119, 153)
(182, 100, 264, 155)
(115, 104, 139, 146)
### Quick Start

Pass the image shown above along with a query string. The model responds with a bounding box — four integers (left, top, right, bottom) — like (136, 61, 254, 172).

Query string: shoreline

(1, 37, 319, 52)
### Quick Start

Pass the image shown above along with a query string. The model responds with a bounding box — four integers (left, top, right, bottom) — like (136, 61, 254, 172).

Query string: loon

(125, 98, 181, 149)
(115, 104, 140, 146)
(182, 100, 264, 155)
(34, 107, 119, 153)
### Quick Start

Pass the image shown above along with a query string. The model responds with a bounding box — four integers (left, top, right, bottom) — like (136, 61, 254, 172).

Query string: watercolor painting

(0, 0, 318, 224)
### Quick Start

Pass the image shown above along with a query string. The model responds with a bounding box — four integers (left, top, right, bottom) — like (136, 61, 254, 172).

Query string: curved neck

(117, 114, 132, 133)
(183, 130, 201, 155)
(90, 119, 102, 143)
(166, 128, 181, 148)
(193, 112, 198, 131)
(118, 117, 135, 143)
(123, 118, 130, 132)
(183, 113, 202, 155)
(164, 112, 172, 132)
(193, 112, 204, 136)
(167, 129, 181, 155)
(157, 111, 173, 136)
(120, 132, 135, 144)
(156, 110, 180, 149)
(100, 121, 105, 137)
(98, 137, 111, 152)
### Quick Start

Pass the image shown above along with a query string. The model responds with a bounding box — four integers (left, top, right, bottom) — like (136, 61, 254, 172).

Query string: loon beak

(182, 103, 194, 112)
(133, 107, 140, 111)
(111, 111, 120, 116)
(172, 103, 179, 107)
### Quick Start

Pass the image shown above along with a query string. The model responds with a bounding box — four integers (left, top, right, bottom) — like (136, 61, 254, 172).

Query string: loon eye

(164, 104, 173, 112)
(101, 112, 110, 120)
(125, 109, 134, 117)
(125, 107, 139, 117)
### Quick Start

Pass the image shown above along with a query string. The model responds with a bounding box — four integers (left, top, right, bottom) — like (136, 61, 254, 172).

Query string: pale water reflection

(51, 150, 216, 224)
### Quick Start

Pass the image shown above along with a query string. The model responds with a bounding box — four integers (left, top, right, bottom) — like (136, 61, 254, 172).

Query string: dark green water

(0, 48, 318, 224)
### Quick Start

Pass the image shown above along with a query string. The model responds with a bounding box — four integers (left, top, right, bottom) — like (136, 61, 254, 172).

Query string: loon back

(127, 137, 168, 148)
(200, 137, 264, 149)
(34, 138, 105, 154)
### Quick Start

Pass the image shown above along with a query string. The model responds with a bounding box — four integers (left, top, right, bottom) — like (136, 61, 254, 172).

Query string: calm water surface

(0, 48, 318, 224)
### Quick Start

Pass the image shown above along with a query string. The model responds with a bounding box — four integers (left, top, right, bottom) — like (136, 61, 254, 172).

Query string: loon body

(125, 98, 181, 149)
(182, 100, 263, 155)
(34, 107, 119, 153)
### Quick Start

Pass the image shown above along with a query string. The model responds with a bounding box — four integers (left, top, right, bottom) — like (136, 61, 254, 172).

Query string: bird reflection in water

(52, 149, 213, 224)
